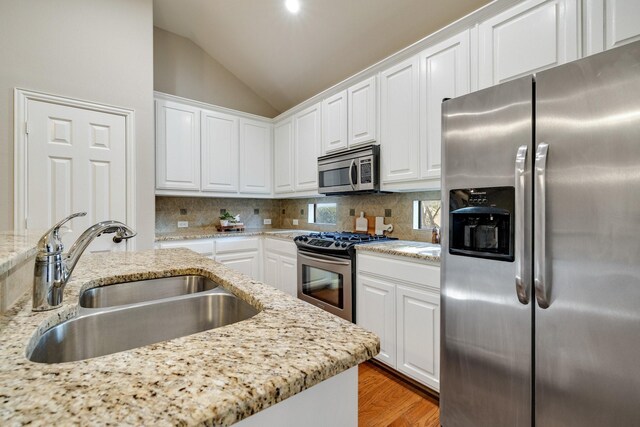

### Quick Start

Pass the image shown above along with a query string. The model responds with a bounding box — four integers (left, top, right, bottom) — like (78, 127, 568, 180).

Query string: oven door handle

(298, 251, 351, 266)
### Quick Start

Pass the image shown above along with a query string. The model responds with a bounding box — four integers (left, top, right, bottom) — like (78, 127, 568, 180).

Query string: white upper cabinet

(348, 75, 377, 147)
(478, 0, 580, 89)
(322, 90, 348, 154)
(239, 118, 272, 194)
(584, 0, 640, 55)
(419, 30, 470, 180)
(274, 117, 295, 194)
(294, 102, 321, 192)
(155, 99, 200, 191)
(200, 109, 239, 193)
(380, 56, 420, 184)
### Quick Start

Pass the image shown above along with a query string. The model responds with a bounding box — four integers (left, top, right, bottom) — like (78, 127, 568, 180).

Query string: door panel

(279, 255, 297, 297)
(274, 119, 295, 194)
(348, 76, 377, 146)
(356, 275, 396, 367)
(239, 118, 272, 194)
(441, 76, 533, 427)
(201, 110, 239, 193)
(535, 40, 640, 427)
(396, 285, 440, 391)
(322, 90, 348, 154)
(155, 100, 200, 190)
(294, 103, 321, 191)
(27, 100, 127, 253)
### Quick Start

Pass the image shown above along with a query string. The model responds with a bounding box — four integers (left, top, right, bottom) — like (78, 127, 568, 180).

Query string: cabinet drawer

(215, 237, 260, 254)
(264, 237, 297, 257)
(158, 239, 214, 255)
(357, 253, 440, 289)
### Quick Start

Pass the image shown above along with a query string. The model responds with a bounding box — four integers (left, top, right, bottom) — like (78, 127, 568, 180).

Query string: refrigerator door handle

(515, 145, 529, 304)
(534, 143, 550, 308)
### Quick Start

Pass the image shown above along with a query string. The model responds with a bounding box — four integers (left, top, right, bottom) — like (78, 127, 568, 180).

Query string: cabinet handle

(514, 145, 529, 305)
(534, 143, 550, 309)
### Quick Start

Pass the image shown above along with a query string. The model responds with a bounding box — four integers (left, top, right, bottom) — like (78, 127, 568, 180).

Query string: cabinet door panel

(279, 254, 298, 297)
(606, 0, 640, 49)
(274, 118, 295, 194)
(357, 275, 396, 367)
(479, 0, 579, 88)
(322, 91, 348, 154)
(396, 285, 440, 390)
(294, 103, 321, 191)
(419, 30, 470, 180)
(263, 252, 279, 290)
(215, 252, 260, 280)
(240, 119, 272, 194)
(348, 76, 377, 147)
(156, 100, 200, 190)
(380, 57, 420, 183)
(201, 110, 239, 192)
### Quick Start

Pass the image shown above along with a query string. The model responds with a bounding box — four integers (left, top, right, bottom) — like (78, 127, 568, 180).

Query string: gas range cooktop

(294, 232, 397, 255)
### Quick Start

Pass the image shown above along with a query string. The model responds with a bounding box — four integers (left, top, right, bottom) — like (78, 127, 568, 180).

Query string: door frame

(13, 88, 137, 249)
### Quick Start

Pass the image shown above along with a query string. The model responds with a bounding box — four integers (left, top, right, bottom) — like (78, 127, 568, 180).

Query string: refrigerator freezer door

(535, 41, 640, 426)
(441, 76, 533, 427)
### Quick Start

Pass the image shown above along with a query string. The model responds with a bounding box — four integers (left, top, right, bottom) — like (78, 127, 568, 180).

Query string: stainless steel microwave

(318, 145, 380, 195)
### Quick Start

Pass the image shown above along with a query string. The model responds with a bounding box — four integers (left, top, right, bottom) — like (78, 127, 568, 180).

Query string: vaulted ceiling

(153, 0, 491, 114)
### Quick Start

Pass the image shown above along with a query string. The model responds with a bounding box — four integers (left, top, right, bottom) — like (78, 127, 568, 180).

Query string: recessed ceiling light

(285, 0, 300, 14)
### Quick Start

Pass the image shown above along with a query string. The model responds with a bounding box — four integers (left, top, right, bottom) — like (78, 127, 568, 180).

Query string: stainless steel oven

(318, 145, 379, 195)
(297, 250, 353, 322)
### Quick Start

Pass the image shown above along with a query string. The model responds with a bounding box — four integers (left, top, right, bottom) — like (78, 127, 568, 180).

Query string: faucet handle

(37, 212, 87, 255)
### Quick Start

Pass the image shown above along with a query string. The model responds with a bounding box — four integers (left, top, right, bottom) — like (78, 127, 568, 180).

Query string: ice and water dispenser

(449, 187, 515, 262)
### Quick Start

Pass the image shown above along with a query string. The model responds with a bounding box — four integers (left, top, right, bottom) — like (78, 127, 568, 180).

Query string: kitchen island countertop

(0, 248, 379, 426)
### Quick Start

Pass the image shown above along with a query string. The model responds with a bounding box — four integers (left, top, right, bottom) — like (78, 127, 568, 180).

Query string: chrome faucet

(32, 212, 136, 311)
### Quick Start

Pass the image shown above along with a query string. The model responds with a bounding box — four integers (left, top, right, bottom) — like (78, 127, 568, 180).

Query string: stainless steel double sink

(28, 276, 259, 364)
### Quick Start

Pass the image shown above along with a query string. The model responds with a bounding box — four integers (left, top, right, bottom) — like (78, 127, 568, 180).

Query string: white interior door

(26, 99, 128, 253)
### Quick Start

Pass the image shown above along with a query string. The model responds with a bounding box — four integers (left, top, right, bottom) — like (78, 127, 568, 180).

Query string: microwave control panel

(360, 158, 372, 184)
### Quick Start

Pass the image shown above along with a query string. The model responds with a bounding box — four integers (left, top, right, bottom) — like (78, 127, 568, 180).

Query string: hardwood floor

(359, 361, 440, 427)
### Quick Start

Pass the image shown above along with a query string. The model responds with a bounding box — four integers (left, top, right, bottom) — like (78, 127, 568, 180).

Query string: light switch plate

(263, 219, 272, 225)
(177, 221, 189, 228)
(293, 219, 299, 225)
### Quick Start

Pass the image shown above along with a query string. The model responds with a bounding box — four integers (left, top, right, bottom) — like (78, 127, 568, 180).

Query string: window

(308, 202, 337, 224)
(413, 193, 441, 230)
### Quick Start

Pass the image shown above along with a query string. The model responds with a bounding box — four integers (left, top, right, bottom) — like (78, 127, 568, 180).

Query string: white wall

(154, 27, 279, 118)
(0, 0, 155, 249)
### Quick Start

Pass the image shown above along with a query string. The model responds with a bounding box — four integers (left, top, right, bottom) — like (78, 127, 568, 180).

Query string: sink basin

(80, 275, 219, 308)
(28, 288, 258, 364)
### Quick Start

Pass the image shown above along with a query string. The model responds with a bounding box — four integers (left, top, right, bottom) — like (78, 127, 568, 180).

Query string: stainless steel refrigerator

(440, 41, 640, 426)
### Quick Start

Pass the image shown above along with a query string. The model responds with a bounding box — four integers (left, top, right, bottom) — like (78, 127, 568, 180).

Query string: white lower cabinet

(396, 285, 440, 391)
(357, 252, 440, 391)
(357, 275, 396, 366)
(262, 237, 298, 297)
(215, 251, 261, 280)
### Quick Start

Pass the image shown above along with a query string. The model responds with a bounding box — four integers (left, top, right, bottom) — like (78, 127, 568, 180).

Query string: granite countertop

(356, 240, 441, 263)
(0, 248, 379, 425)
(0, 230, 43, 275)
(155, 228, 310, 242)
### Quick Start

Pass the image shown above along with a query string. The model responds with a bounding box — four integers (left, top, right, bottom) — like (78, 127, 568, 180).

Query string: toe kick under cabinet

(356, 252, 440, 392)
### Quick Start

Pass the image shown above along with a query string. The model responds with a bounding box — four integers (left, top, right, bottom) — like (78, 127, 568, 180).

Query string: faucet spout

(64, 221, 136, 280)
(32, 213, 136, 311)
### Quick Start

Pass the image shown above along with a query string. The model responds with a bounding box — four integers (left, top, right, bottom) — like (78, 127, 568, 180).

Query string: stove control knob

(302, 236, 308, 242)
(334, 242, 340, 247)
(341, 242, 348, 248)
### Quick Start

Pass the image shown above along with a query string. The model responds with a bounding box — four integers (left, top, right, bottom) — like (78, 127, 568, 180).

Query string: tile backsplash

(156, 191, 440, 242)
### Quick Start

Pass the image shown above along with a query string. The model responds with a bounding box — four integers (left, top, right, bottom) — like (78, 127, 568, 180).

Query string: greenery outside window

(308, 203, 337, 225)
(413, 192, 441, 230)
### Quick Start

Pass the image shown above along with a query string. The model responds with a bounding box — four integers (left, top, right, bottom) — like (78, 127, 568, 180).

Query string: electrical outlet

(263, 219, 272, 225)
(385, 209, 392, 217)
(349, 209, 355, 216)
(254, 208, 259, 214)
(293, 219, 299, 225)
(177, 221, 189, 228)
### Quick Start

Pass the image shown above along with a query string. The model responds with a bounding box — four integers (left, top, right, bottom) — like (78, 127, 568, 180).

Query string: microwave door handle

(514, 145, 529, 305)
(348, 159, 357, 190)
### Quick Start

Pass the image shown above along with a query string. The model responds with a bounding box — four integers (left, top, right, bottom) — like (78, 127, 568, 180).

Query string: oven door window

(301, 265, 344, 309)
